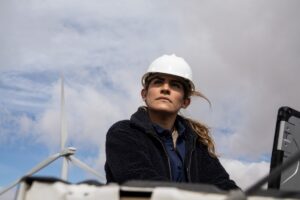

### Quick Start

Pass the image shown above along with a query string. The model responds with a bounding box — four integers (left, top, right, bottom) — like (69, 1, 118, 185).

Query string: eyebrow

(151, 76, 184, 85)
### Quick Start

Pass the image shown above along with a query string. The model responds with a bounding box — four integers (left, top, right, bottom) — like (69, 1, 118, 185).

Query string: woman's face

(141, 74, 190, 115)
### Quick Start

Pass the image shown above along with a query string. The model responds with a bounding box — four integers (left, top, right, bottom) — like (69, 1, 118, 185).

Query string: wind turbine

(0, 76, 104, 196)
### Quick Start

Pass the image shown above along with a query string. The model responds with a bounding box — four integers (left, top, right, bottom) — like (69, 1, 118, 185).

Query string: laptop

(268, 106, 300, 190)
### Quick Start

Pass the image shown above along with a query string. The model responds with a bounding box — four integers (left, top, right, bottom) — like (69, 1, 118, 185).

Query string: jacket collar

(130, 106, 154, 133)
(130, 106, 197, 141)
(152, 119, 186, 138)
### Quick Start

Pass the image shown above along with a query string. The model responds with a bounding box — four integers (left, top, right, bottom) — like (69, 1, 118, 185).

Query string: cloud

(1, 0, 300, 190)
(174, 0, 300, 160)
(220, 158, 270, 190)
(22, 74, 139, 150)
(0, 0, 179, 72)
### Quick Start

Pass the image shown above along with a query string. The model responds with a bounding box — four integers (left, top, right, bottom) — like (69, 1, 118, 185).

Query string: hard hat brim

(141, 72, 195, 92)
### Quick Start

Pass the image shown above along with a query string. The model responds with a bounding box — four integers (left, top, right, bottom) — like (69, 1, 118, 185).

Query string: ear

(181, 98, 191, 109)
(141, 89, 147, 100)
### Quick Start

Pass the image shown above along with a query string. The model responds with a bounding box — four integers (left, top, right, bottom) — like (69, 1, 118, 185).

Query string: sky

(1, 0, 300, 198)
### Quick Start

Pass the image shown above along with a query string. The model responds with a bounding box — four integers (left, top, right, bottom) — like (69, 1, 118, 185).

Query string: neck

(147, 109, 177, 130)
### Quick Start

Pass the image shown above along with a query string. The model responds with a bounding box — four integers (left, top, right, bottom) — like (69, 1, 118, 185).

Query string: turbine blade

(61, 157, 69, 180)
(69, 156, 105, 181)
(60, 75, 68, 150)
(60, 75, 69, 180)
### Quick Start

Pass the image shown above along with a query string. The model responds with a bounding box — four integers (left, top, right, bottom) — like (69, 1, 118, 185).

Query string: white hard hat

(142, 54, 195, 91)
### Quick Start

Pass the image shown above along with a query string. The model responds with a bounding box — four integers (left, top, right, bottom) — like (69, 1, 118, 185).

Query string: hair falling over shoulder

(184, 117, 217, 158)
(185, 89, 216, 157)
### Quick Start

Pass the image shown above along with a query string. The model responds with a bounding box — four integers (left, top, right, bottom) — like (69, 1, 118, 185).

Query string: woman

(105, 54, 238, 191)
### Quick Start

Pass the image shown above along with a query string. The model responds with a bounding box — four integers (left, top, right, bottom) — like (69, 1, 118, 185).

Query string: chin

(149, 106, 178, 114)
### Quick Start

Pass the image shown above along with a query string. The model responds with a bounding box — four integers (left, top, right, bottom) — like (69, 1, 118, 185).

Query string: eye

(152, 79, 163, 85)
(170, 81, 182, 89)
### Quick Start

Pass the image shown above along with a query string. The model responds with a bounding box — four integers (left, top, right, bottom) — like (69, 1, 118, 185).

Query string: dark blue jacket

(105, 107, 238, 191)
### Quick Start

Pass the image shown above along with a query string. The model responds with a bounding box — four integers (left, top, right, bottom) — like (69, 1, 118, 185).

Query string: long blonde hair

(184, 116, 217, 158)
(183, 84, 217, 158)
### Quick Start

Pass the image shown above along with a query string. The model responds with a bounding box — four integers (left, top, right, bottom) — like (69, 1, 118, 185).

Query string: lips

(156, 97, 172, 102)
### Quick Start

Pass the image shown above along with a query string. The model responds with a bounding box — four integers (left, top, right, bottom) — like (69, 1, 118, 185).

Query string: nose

(162, 81, 171, 89)
(160, 81, 171, 95)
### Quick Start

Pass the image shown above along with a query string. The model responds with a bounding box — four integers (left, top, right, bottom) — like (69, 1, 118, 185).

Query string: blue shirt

(153, 120, 186, 182)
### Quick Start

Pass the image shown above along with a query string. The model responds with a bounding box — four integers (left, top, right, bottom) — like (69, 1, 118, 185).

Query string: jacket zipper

(148, 132, 173, 181)
(186, 137, 196, 182)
